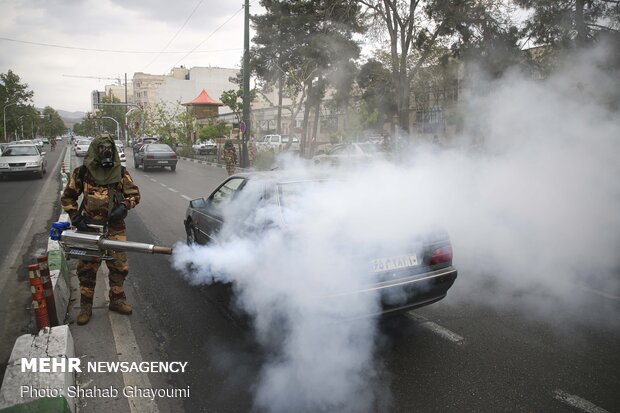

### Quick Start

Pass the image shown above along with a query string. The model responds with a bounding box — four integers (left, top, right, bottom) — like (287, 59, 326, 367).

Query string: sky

(0, 0, 256, 113)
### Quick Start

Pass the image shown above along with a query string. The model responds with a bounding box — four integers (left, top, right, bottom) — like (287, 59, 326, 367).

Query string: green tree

(1, 70, 34, 141)
(197, 120, 230, 141)
(358, 0, 513, 133)
(252, 0, 363, 155)
(97, 95, 126, 138)
(515, 0, 620, 48)
(356, 59, 397, 132)
(73, 113, 98, 137)
(39, 107, 66, 138)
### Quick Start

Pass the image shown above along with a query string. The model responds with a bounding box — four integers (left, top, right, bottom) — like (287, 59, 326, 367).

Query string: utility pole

(241, 0, 251, 168)
(124, 73, 128, 145)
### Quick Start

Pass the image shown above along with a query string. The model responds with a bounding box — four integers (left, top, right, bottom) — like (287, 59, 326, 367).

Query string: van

(256, 134, 300, 153)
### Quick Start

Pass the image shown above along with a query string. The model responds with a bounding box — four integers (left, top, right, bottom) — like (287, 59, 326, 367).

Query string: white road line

(405, 312, 465, 345)
(167, 187, 178, 193)
(105, 275, 161, 413)
(150, 178, 157, 182)
(553, 389, 610, 413)
(181, 195, 192, 201)
(160, 183, 167, 188)
(576, 285, 620, 301)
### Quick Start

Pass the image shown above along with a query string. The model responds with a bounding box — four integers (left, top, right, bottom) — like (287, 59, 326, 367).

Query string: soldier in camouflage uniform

(222, 139, 237, 176)
(61, 134, 141, 325)
(248, 137, 257, 167)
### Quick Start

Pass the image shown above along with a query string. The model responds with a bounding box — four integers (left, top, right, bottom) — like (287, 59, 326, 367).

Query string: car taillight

(430, 245, 453, 265)
(171, 154, 177, 159)
(146, 154, 154, 159)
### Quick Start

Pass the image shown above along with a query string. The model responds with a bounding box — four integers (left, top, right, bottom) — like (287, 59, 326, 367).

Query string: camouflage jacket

(222, 147, 237, 165)
(61, 166, 140, 233)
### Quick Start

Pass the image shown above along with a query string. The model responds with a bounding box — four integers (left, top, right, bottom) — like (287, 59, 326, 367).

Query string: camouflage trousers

(77, 232, 129, 306)
(225, 163, 236, 176)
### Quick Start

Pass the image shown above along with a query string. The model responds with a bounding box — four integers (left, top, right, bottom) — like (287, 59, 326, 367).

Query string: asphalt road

(119, 153, 619, 412)
(2, 147, 619, 412)
(0, 142, 64, 379)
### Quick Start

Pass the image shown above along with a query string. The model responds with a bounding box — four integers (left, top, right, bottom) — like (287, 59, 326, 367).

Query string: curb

(0, 326, 75, 413)
(0, 145, 75, 413)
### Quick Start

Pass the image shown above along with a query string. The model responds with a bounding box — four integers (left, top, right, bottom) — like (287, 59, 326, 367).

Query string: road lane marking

(104, 273, 161, 413)
(160, 183, 167, 187)
(181, 195, 192, 201)
(553, 389, 610, 413)
(576, 285, 620, 301)
(405, 312, 465, 345)
(167, 187, 178, 193)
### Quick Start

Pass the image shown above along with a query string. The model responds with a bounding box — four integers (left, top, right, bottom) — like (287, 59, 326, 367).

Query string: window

(211, 178, 245, 207)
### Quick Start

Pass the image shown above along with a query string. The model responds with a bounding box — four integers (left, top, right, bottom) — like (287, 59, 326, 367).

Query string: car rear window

(147, 144, 173, 152)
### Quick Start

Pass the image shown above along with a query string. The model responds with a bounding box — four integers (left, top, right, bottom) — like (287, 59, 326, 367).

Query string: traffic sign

(239, 121, 246, 133)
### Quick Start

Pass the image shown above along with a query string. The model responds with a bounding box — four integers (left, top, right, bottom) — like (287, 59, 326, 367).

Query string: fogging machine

(50, 221, 173, 261)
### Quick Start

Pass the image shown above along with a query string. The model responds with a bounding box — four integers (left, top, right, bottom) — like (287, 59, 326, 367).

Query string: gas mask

(98, 143, 114, 168)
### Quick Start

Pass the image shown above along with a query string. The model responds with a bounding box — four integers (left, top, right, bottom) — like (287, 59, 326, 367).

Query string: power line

(0, 36, 240, 54)
(172, 5, 244, 67)
(143, 0, 205, 70)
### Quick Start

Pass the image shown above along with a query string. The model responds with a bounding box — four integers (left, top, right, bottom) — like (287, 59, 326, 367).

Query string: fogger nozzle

(50, 222, 173, 260)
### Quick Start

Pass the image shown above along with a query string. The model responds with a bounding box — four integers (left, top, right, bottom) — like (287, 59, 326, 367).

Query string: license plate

(157, 160, 168, 164)
(371, 254, 418, 273)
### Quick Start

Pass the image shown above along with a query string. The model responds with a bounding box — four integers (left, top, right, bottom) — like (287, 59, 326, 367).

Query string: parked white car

(256, 134, 300, 153)
(192, 139, 217, 155)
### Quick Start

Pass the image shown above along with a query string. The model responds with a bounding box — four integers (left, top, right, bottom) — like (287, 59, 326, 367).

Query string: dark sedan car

(184, 171, 457, 316)
(133, 143, 177, 171)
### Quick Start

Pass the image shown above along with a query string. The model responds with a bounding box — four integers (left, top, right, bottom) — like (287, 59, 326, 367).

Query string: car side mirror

(190, 198, 207, 208)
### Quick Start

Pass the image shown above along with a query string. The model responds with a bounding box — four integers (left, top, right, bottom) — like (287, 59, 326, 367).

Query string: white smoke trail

(173, 44, 619, 411)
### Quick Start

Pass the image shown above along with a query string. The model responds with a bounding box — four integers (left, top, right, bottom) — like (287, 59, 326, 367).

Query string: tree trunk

(575, 0, 586, 46)
(277, 72, 283, 133)
(301, 81, 312, 157)
(311, 98, 321, 157)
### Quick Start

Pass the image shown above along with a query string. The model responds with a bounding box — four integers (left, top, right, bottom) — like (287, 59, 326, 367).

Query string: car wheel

(37, 169, 44, 179)
(170, 165, 176, 172)
(186, 223, 197, 245)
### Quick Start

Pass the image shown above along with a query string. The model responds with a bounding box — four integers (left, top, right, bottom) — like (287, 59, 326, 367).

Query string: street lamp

(3, 102, 17, 142)
(17, 115, 26, 139)
(100, 116, 120, 140)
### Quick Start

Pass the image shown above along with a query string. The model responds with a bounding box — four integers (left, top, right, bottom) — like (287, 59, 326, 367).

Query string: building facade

(132, 66, 238, 114)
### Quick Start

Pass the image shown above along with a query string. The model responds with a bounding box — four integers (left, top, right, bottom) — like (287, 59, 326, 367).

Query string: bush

(252, 150, 276, 170)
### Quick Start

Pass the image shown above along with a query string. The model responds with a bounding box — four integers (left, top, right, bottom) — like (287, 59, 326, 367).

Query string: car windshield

(357, 143, 382, 154)
(77, 140, 90, 145)
(147, 144, 173, 152)
(277, 180, 330, 208)
(2, 146, 39, 156)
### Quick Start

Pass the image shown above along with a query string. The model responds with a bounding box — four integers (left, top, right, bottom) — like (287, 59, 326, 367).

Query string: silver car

(184, 171, 458, 317)
(0, 144, 47, 179)
(74, 139, 91, 157)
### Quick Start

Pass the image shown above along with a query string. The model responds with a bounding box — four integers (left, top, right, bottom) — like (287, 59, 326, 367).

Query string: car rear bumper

(318, 266, 458, 318)
(144, 160, 177, 167)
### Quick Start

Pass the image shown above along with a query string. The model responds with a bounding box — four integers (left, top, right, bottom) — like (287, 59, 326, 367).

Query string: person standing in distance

(222, 139, 238, 176)
(61, 133, 141, 325)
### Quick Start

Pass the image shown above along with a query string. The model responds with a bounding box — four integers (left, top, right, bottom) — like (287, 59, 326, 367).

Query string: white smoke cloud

(173, 44, 619, 411)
